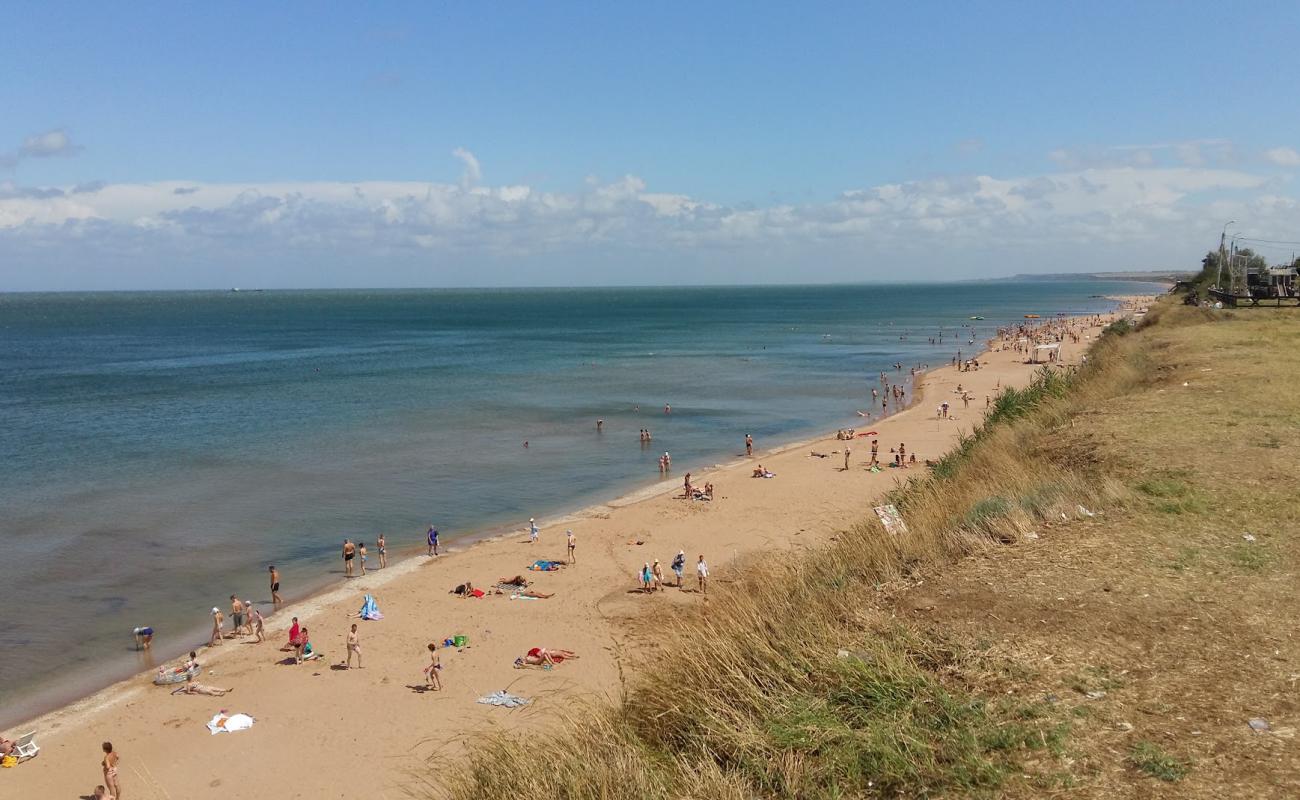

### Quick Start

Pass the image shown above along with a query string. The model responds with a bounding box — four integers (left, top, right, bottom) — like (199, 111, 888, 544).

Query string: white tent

(1031, 342, 1061, 363)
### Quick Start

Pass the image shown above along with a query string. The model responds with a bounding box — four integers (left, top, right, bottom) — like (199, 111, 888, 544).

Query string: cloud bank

(1, 146, 1296, 290)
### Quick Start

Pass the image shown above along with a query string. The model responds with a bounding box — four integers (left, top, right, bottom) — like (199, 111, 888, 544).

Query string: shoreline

(4, 295, 1154, 800)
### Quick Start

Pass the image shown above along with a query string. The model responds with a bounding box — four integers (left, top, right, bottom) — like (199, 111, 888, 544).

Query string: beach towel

(476, 691, 531, 708)
(206, 713, 255, 735)
(529, 560, 562, 571)
(509, 594, 539, 601)
(359, 594, 384, 620)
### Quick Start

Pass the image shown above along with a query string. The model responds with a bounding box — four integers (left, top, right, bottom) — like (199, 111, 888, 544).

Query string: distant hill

(1005, 271, 1190, 284)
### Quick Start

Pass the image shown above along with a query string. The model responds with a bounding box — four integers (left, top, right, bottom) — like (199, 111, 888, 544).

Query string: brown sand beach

(1, 298, 1152, 799)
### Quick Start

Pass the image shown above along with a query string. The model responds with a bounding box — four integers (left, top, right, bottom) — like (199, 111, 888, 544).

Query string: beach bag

(1, 755, 17, 768)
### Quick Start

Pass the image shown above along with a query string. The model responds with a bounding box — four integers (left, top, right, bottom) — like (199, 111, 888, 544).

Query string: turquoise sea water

(0, 281, 1158, 725)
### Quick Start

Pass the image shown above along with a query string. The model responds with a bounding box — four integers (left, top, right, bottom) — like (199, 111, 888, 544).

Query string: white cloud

(0, 148, 1295, 289)
(452, 147, 481, 187)
(1, 128, 82, 171)
(21, 129, 79, 158)
(1263, 146, 1300, 167)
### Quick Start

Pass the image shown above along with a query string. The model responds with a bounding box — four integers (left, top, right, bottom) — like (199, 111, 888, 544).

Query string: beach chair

(14, 731, 39, 760)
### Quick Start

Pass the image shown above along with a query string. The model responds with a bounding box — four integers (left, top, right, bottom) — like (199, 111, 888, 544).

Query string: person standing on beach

(423, 643, 443, 690)
(843, 446, 851, 471)
(899, 443, 907, 468)
(230, 596, 244, 636)
(652, 559, 664, 591)
(745, 433, 753, 456)
(427, 525, 439, 557)
(342, 539, 356, 578)
(250, 605, 265, 643)
(209, 607, 224, 646)
(671, 550, 686, 587)
(567, 529, 576, 564)
(870, 439, 879, 467)
(529, 517, 539, 544)
(664, 452, 671, 470)
(696, 555, 709, 595)
(377, 534, 387, 569)
(358, 541, 368, 576)
(101, 742, 121, 800)
(345, 623, 361, 669)
(269, 565, 283, 607)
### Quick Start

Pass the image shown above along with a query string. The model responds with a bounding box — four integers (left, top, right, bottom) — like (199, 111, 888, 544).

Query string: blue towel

(359, 594, 384, 620)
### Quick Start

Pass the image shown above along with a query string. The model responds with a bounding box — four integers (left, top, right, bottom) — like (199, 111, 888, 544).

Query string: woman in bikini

(101, 741, 121, 800)
(422, 643, 442, 690)
(521, 647, 579, 667)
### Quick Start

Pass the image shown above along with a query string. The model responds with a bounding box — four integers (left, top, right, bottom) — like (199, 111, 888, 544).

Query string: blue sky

(3, 1, 1299, 289)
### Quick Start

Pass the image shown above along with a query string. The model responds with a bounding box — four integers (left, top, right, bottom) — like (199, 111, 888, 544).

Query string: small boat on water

(1024, 314, 1041, 319)
(969, 316, 984, 320)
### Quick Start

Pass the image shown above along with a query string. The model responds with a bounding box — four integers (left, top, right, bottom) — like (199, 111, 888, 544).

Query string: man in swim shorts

(230, 596, 244, 634)
(342, 539, 356, 578)
(269, 565, 282, 606)
(567, 529, 576, 564)
(133, 626, 154, 650)
(427, 525, 439, 556)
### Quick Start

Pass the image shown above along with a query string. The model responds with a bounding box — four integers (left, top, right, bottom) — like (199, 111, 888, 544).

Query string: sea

(0, 280, 1160, 726)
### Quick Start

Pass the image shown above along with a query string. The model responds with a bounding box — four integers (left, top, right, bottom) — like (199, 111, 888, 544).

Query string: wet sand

(2, 298, 1152, 799)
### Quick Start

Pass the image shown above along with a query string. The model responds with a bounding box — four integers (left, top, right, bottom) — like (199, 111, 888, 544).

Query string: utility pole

(1218, 220, 1235, 290)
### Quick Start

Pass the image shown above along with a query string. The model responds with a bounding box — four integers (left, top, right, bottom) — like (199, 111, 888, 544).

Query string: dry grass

(440, 302, 1300, 798)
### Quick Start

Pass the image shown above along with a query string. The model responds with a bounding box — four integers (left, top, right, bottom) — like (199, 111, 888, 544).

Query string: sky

(3, 1, 1299, 290)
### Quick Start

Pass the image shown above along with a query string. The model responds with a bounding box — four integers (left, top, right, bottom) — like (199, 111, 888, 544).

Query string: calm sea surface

(0, 281, 1157, 724)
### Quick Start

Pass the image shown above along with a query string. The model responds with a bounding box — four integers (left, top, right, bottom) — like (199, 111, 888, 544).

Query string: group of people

(639, 551, 709, 594)
(340, 536, 388, 577)
(682, 472, 714, 500)
(208, 594, 266, 647)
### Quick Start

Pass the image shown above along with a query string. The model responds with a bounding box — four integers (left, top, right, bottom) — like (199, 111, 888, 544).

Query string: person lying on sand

(171, 674, 233, 696)
(91, 785, 115, 800)
(512, 590, 554, 599)
(452, 581, 486, 598)
(0, 736, 14, 757)
(515, 647, 579, 668)
(497, 575, 530, 587)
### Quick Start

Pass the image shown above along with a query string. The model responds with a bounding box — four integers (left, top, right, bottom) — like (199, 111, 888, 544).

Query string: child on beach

(427, 525, 439, 556)
(652, 559, 664, 591)
(101, 742, 121, 800)
(640, 563, 653, 592)
(250, 606, 265, 642)
(209, 608, 224, 646)
(358, 541, 368, 575)
(423, 643, 442, 690)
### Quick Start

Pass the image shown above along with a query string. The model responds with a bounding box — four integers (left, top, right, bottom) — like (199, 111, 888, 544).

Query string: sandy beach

(2, 297, 1153, 799)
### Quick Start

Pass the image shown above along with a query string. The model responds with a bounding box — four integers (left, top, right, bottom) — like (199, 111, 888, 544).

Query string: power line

(1237, 236, 1300, 246)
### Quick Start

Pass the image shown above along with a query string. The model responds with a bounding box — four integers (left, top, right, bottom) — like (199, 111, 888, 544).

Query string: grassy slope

(442, 303, 1300, 799)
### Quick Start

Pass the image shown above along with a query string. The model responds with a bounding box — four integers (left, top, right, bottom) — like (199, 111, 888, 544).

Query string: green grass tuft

(1128, 740, 1189, 782)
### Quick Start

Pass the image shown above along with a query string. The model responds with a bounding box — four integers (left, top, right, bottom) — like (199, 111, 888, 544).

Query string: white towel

(207, 713, 255, 735)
